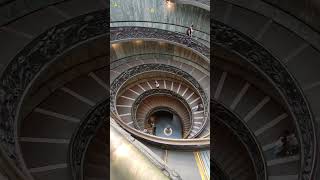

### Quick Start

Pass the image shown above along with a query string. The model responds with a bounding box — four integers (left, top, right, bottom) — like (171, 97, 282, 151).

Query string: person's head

(191, 24, 194, 28)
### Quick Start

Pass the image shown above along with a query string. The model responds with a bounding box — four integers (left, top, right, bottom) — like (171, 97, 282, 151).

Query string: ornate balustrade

(111, 53, 209, 73)
(111, 21, 210, 45)
(212, 20, 317, 180)
(110, 26, 209, 60)
(69, 98, 108, 180)
(211, 100, 267, 180)
(111, 111, 209, 148)
(0, 8, 210, 172)
(131, 89, 193, 138)
(110, 64, 209, 138)
(68, 98, 195, 180)
(0, 10, 108, 169)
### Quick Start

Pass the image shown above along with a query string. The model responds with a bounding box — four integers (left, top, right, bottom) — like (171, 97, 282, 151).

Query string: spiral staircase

(0, 0, 319, 180)
(0, 0, 210, 180)
(109, 1, 210, 178)
(212, 1, 320, 180)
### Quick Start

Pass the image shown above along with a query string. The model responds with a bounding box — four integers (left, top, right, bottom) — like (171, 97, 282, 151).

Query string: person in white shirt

(155, 80, 160, 88)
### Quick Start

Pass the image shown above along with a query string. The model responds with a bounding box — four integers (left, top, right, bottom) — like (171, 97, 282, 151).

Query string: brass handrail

(111, 112, 210, 148)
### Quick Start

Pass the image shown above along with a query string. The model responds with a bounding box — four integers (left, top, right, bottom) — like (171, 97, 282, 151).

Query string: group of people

(143, 119, 173, 137)
(196, 103, 204, 111)
(143, 116, 156, 134)
(274, 130, 299, 157)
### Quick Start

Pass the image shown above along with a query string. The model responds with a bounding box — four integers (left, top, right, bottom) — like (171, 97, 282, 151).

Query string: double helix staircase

(0, 0, 317, 180)
(110, 39, 210, 179)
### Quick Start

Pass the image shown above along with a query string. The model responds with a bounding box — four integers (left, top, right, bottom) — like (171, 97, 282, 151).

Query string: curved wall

(110, 0, 210, 45)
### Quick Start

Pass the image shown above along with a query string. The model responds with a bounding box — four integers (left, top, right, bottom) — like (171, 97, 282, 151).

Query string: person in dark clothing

(277, 135, 289, 157)
(186, 24, 194, 37)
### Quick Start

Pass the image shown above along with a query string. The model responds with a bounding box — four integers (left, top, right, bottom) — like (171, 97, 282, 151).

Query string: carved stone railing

(69, 98, 108, 180)
(211, 100, 267, 180)
(212, 20, 316, 180)
(110, 64, 208, 138)
(131, 89, 193, 138)
(110, 26, 209, 60)
(0, 10, 108, 169)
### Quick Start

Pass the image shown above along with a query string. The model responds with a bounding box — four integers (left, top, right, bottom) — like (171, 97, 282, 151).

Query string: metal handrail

(111, 20, 210, 44)
(110, 64, 209, 139)
(111, 111, 209, 148)
(111, 53, 209, 73)
(110, 118, 182, 180)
